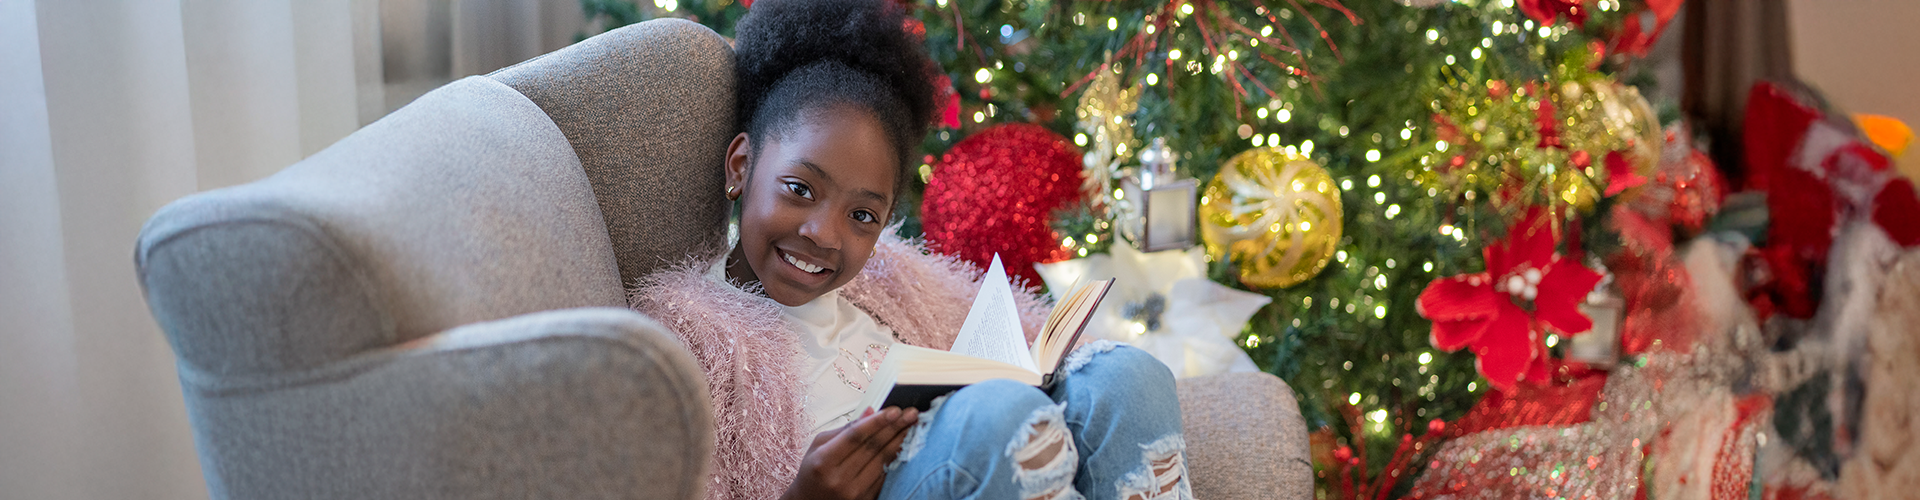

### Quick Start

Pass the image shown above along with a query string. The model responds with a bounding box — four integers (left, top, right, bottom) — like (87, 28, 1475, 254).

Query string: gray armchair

(136, 19, 1310, 500)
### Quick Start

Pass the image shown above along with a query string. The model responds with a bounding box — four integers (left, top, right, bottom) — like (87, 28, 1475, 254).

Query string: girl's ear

(724, 132, 753, 199)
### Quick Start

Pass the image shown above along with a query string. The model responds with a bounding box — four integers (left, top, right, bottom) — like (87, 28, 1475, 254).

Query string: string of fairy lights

(954, 8, 1646, 499)
(618, 0, 1656, 493)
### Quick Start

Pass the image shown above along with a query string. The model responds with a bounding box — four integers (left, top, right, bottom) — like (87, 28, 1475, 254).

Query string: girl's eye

(784, 182, 812, 199)
(851, 210, 879, 224)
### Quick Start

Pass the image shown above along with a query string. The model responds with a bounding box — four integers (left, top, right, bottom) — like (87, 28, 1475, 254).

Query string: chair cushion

(1178, 371, 1315, 500)
(183, 308, 712, 500)
(490, 18, 736, 287)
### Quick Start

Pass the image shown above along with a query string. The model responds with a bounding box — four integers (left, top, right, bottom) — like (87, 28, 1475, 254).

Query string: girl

(630, 1, 1192, 498)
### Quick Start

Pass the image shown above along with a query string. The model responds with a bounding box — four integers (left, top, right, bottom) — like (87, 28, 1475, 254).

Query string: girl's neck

(725, 245, 760, 292)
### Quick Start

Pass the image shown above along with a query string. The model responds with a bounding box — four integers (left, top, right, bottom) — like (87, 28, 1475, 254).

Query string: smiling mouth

(781, 250, 830, 275)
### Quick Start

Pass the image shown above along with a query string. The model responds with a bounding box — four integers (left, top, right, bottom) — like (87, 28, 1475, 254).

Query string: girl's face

(724, 105, 897, 307)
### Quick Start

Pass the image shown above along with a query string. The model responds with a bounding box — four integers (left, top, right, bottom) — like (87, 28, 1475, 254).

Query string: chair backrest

(137, 75, 628, 379)
(491, 18, 736, 287)
(136, 19, 737, 380)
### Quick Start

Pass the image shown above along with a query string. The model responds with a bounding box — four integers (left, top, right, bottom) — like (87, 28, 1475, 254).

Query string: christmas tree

(591, 0, 1678, 496)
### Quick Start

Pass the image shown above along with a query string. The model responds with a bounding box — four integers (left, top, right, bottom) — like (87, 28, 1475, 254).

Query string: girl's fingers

(864, 408, 916, 460)
(846, 407, 919, 497)
(846, 444, 891, 500)
(807, 427, 842, 453)
(806, 405, 919, 500)
(818, 407, 900, 464)
(876, 408, 917, 458)
(881, 421, 910, 458)
(859, 469, 887, 500)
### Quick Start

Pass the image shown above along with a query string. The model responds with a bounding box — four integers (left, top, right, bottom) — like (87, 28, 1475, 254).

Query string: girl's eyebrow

(797, 160, 890, 204)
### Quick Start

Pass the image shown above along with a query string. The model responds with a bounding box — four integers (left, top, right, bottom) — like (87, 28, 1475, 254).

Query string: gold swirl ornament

(1199, 147, 1344, 289)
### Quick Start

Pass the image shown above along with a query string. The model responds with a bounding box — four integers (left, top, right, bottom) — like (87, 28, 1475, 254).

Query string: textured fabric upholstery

(137, 52, 711, 499)
(183, 308, 711, 500)
(491, 18, 736, 287)
(136, 17, 1307, 500)
(139, 205, 394, 377)
(141, 76, 627, 353)
(1178, 372, 1315, 500)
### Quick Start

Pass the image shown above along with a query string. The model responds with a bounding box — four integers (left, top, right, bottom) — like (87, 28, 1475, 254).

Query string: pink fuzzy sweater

(627, 235, 1051, 500)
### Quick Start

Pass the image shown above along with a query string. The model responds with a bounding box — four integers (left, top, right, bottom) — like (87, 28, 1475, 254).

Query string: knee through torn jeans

(878, 341, 1193, 500)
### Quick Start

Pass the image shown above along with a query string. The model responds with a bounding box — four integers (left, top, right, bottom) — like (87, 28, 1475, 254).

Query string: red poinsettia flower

(1603, 151, 1647, 196)
(1611, 0, 1682, 57)
(1518, 0, 1589, 27)
(1416, 209, 1604, 392)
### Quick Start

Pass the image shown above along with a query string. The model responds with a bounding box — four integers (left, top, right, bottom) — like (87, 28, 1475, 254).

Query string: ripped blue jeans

(879, 341, 1192, 500)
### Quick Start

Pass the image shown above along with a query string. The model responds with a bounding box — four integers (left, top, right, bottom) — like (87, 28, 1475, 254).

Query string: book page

(948, 255, 1039, 373)
(1030, 278, 1090, 369)
(1035, 279, 1112, 374)
(859, 344, 1044, 412)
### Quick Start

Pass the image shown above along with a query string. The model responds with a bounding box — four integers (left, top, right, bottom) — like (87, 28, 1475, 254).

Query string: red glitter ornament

(922, 123, 1083, 289)
(1445, 361, 1608, 437)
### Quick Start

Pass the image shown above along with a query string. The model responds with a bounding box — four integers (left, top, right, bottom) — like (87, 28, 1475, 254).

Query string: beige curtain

(1, 1, 581, 498)
(382, 0, 585, 113)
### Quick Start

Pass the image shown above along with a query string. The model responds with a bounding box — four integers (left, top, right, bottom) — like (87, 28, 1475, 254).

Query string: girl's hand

(781, 407, 920, 500)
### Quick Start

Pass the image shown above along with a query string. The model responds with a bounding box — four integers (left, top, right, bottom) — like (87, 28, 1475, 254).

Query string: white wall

(1787, 0, 1920, 177)
(0, 1, 582, 497)
(1788, 0, 1920, 131)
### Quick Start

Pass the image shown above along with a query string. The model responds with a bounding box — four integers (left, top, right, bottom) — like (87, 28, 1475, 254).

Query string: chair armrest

(181, 307, 710, 500)
(1176, 371, 1314, 500)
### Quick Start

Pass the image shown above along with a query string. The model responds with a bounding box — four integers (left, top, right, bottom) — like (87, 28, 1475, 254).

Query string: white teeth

(784, 252, 824, 274)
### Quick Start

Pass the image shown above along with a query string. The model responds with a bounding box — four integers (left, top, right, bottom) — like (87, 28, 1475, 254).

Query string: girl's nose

(797, 210, 841, 251)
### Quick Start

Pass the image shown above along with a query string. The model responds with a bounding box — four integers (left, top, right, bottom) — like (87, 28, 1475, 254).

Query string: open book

(857, 255, 1115, 412)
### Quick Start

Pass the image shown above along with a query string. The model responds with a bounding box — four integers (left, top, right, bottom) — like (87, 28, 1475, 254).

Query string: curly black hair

(732, 0, 937, 211)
